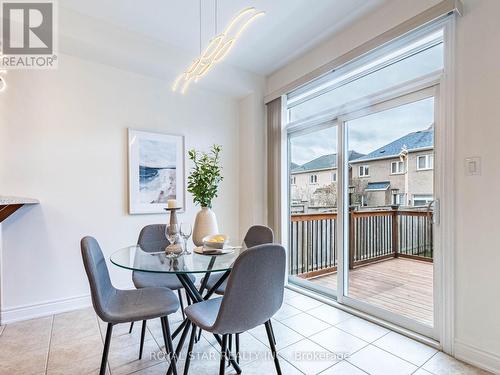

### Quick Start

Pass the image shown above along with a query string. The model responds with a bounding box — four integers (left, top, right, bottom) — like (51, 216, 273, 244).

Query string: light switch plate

(465, 157, 481, 176)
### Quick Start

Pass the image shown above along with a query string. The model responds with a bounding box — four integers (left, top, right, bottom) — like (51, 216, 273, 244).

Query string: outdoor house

(290, 151, 364, 213)
(350, 126, 435, 208)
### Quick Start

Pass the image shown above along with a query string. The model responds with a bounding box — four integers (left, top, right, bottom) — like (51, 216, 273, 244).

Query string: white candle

(167, 199, 177, 208)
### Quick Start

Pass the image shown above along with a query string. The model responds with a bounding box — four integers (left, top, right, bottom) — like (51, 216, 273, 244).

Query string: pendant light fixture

(173, 1, 265, 94)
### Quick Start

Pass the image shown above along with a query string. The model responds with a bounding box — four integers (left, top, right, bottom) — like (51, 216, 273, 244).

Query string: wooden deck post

(392, 208, 399, 258)
(349, 209, 355, 269)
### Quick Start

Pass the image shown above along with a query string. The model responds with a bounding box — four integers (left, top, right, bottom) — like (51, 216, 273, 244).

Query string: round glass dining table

(110, 244, 244, 276)
(110, 243, 244, 374)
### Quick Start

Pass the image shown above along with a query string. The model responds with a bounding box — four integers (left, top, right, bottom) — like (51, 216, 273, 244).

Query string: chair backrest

(243, 225, 274, 248)
(213, 244, 286, 334)
(137, 224, 169, 252)
(81, 236, 116, 322)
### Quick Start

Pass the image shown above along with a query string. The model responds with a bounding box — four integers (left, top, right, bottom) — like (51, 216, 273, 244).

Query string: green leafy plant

(187, 144, 223, 208)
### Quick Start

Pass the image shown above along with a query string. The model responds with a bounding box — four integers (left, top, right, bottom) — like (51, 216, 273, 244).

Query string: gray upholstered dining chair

(81, 236, 180, 375)
(184, 243, 286, 375)
(202, 225, 274, 359)
(204, 225, 274, 295)
(129, 224, 195, 355)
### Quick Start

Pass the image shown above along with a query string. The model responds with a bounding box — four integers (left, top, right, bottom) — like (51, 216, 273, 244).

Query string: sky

(290, 97, 434, 165)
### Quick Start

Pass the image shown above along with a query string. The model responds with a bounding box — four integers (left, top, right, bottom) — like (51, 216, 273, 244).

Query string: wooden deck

(307, 258, 433, 326)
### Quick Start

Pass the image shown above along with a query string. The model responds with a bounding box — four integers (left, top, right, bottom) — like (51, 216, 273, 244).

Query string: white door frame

(281, 16, 456, 350)
(336, 85, 439, 340)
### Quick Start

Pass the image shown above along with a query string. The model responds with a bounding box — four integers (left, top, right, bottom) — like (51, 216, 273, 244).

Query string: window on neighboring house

(391, 161, 405, 174)
(359, 165, 369, 177)
(309, 174, 318, 184)
(412, 194, 433, 206)
(392, 193, 405, 205)
(417, 154, 434, 170)
(291, 176, 296, 185)
(361, 195, 367, 206)
(332, 172, 337, 182)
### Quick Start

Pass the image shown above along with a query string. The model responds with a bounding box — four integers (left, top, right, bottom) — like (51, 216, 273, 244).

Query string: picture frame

(128, 129, 185, 214)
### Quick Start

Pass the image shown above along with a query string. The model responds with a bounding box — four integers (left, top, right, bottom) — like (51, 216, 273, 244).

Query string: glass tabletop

(110, 244, 245, 274)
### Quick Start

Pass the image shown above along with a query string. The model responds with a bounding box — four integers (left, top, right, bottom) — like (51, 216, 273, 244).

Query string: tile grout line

(243, 324, 307, 373)
(273, 320, 370, 375)
(302, 306, 353, 325)
(284, 297, 325, 313)
(44, 314, 55, 375)
(335, 324, 433, 368)
(370, 333, 439, 370)
(318, 360, 371, 375)
(310, 322, 421, 372)
(412, 351, 440, 375)
(146, 319, 165, 353)
(249, 297, 434, 374)
(278, 314, 334, 339)
(329, 317, 388, 343)
(246, 320, 306, 351)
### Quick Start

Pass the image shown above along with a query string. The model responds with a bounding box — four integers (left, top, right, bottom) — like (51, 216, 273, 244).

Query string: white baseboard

(1, 294, 92, 325)
(454, 339, 500, 374)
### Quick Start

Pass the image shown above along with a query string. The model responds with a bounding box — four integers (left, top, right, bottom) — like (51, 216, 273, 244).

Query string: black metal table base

(166, 270, 240, 375)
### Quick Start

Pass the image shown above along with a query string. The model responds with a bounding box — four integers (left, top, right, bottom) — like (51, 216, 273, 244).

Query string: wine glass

(180, 222, 192, 255)
(165, 224, 181, 258)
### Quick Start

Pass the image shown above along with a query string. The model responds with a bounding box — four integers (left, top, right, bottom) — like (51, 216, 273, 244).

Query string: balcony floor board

(307, 258, 433, 326)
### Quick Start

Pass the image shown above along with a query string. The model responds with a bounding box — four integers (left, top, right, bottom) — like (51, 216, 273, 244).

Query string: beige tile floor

(0, 288, 491, 375)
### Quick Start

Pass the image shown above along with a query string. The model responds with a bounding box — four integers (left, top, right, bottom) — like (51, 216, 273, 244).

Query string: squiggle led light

(173, 7, 265, 94)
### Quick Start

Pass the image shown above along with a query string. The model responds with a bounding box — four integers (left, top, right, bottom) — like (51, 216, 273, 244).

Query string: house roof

(366, 181, 390, 191)
(291, 151, 364, 173)
(351, 126, 434, 163)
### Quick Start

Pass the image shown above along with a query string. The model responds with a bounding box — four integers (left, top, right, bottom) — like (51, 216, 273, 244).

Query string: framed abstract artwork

(128, 129, 185, 214)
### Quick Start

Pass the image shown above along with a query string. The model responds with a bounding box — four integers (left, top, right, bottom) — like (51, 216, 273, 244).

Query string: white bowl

(202, 234, 229, 249)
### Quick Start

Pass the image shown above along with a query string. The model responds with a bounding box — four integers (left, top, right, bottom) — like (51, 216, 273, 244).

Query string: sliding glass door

(284, 20, 447, 338)
(338, 90, 438, 338)
(287, 123, 338, 297)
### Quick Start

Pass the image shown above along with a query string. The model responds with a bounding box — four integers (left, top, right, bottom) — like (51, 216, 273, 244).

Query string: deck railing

(289, 208, 433, 277)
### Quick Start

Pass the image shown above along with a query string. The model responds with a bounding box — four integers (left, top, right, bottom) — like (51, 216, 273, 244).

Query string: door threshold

(285, 284, 441, 350)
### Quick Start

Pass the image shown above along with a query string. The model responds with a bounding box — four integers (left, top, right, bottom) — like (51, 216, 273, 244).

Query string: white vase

(193, 207, 219, 246)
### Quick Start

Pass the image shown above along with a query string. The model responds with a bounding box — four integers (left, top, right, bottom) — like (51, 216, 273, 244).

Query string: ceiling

(60, 0, 386, 76)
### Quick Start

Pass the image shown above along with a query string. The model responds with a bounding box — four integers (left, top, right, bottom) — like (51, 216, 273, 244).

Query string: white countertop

(0, 196, 39, 205)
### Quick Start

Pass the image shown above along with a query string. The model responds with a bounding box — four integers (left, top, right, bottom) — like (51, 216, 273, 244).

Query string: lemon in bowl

(202, 234, 229, 249)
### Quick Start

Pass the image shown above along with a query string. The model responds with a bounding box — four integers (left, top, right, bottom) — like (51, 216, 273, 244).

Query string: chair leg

(219, 334, 228, 375)
(167, 318, 190, 375)
(183, 323, 197, 375)
(100, 323, 113, 375)
(227, 334, 232, 367)
(128, 321, 134, 334)
(268, 319, 277, 345)
(161, 316, 178, 375)
(265, 321, 282, 375)
(235, 333, 240, 364)
(139, 320, 147, 359)
(178, 290, 186, 320)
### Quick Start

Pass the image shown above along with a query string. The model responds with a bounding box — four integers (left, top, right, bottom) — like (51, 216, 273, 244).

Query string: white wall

(266, 0, 500, 372)
(238, 92, 267, 236)
(0, 53, 245, 322)
(453, 0, 500, 371)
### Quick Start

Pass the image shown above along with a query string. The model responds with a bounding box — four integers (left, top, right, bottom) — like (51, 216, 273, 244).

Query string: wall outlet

(464, 157, 481, 176)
